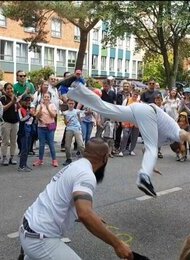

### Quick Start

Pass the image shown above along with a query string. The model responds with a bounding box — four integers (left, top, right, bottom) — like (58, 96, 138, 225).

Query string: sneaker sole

(137, 185, 157, 197)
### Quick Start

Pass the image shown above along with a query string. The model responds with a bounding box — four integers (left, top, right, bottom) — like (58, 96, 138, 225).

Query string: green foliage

(104, 1, 190, 87)
(86, 77, 102, 89)
(28, 66, 54, 87)
(0, 70, 4, 81)
(143, 55, 166, 87)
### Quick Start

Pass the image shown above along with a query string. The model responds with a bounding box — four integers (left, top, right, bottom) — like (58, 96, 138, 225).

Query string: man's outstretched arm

(73, 191, 133, 260)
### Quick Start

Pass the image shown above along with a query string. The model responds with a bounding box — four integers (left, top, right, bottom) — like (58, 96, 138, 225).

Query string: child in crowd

(63, 99, 85, 165)
(102, 118, 115, 158)
(17, 95, 35, 172)
(154, 94, 165, 159)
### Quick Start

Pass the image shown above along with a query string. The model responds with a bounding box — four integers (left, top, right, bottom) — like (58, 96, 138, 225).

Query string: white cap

(107, 76, 114, 80)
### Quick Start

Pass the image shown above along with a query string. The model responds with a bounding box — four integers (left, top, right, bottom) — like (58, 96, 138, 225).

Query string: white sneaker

(118, 152, 124, 157)
(130, 151, 136, 156)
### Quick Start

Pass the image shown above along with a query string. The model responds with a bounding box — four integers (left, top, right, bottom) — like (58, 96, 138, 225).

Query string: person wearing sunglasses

(13, 70, 35, 98)
(141, 79, 162, 104)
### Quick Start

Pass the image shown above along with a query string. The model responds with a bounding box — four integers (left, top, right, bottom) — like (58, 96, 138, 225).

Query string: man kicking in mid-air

(67, 83, 190, 197)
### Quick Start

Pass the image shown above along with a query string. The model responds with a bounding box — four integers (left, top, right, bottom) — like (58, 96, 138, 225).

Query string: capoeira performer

(67, 83, 190, 197)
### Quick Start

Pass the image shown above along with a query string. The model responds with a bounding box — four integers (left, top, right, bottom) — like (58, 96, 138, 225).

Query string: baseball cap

(107, 76, 114, 80)
(75, 69, 82, 75)
(179, 111, 188, 117)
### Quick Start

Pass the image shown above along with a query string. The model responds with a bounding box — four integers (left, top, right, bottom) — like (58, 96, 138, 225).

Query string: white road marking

(7, 231, 19, 238)
(136, 187, 182, 201)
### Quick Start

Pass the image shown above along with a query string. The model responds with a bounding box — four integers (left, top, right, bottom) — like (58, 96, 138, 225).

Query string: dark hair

(67, 98, 75, 103)
(16, 70, 24, 76)
(4, 82, 13, 90)
(63, 72, 70, 78)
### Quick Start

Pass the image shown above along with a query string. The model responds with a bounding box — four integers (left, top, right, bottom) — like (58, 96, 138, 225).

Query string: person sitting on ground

(19, 137, 134, 260)
(66, 83, 190, 197)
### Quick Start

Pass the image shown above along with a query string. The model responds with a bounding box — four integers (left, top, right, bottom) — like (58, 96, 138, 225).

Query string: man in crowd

(67, 83, 190, 197)
(141, 79, 161, 104)
(14, 70, 35, 97)
(19, 137, 133, 260)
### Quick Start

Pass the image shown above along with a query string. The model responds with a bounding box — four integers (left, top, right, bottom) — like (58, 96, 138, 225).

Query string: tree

(2, 1, 112, 71)
(104, 1, 190, 88)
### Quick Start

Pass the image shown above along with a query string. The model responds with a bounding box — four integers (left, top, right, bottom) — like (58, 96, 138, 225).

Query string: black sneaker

(158, 152, 163, 159)
(137, 173, 157, 197)
(63, 159, 72, 166)
(133, 251, 150, 260)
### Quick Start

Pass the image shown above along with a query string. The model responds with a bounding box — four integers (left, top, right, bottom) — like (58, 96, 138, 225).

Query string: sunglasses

(149, 82, 155, 85)
(18, 75, 26, 78)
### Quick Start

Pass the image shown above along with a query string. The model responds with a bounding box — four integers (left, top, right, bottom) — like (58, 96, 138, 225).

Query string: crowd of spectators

(0, 70, 189, 172)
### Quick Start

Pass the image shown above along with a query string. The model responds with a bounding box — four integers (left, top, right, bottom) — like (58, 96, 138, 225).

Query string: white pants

(19, 226, 81, 260)
(67, 85, 180, 179)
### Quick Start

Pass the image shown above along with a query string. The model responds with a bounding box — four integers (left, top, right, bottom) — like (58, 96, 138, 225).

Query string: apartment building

(0, 9, 143, 83)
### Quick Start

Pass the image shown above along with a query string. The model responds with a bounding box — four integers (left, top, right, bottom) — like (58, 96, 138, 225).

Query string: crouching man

(19, 137, 133, 260)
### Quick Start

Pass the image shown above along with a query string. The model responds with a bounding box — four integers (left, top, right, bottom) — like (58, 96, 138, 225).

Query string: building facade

(0, 10, 143, 83)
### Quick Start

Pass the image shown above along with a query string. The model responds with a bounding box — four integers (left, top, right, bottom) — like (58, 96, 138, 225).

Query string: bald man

(67, 83, 190, 197)
(19, 137, 133, 260)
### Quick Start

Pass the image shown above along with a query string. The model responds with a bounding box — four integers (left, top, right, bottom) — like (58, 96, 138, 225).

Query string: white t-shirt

(25, 158, 96, 237)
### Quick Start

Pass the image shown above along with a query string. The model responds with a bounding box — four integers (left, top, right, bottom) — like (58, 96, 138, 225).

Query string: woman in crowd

(0, 83, 19, 166)
(29, 80, 50, 154)
(33, 91, 58, 167)
(162, 88, 180, 121)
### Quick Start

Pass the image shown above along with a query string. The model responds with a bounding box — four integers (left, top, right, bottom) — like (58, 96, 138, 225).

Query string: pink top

(37, 103, 57, 127)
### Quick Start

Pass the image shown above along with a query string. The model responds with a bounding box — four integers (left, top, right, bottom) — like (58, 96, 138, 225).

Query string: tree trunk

(75, 29, 88, 71)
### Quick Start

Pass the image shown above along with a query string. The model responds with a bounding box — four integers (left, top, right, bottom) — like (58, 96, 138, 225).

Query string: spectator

(14, 70, 35, 97)
(33, 92, 58, 167)
(0, 83, 19, 166)
(48, 74, 62, 115)
(58, 72, 71, 152)
(178, 90, 190, 124)
(102, 118, 115, 158)
(163, 88, 180, 121)
(114, 80, 132, 152)
(62, 99, 85, 166)
(141, 79, 161, 104)
(118, 89, 140, 157)
(17, 95, 35, 172)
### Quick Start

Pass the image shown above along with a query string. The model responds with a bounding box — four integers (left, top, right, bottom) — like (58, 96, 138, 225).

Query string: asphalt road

(0, 128, 190, 260)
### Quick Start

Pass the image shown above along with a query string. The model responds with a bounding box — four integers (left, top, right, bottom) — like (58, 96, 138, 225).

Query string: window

(0, 40, 13, 61)
(83, 53, 87, 69)
(117, 58, 122, 72)
(24, 27, 36, 33)
(125, 60, 129, 72)
(68, 51, 76, 68)
(126, 37, 130, 49)
(31, 47, 41, 65)
(101, 56, 106, 71)
(109, 58, 115, 71)
(44, 47, 54, 65)
(137, 61, 143, 77)
(92, 55, 98, 70)
(132, 60, 137, 74)
(74, 26, 80, 41)
(93, 29, 99, 43)
(102, 31, 107, 41)
(118, 38, 123, 48)
(0, 8, 6, 27)
(56, 49, 66, 67)
(16, 43, 28, 63)
(51, 18, 62, 38)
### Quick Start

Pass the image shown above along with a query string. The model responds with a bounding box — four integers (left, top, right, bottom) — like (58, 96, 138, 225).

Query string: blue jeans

(19, 125, 32, 168)
(38, 127, 56, 160)
(81, 121, 93, 144)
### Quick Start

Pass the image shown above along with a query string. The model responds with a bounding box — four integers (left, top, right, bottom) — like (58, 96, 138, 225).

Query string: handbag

(47, 122, 56, 131)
